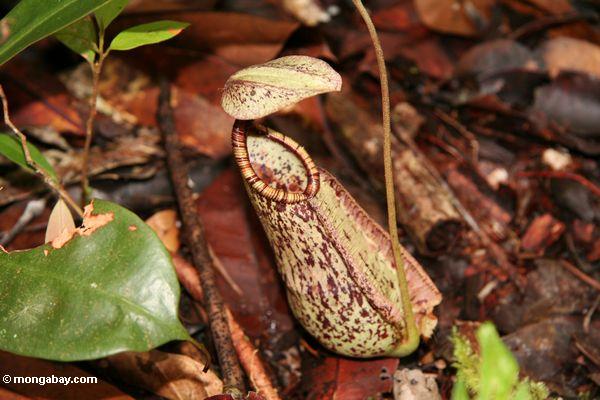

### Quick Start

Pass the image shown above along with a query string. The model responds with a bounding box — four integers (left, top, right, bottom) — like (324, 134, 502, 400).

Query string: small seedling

(451, 322, 549, 400)
(54, 0, 188, 204)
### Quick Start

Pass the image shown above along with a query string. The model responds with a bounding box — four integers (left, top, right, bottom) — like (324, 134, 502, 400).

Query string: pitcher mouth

(232, 120, 320, 203)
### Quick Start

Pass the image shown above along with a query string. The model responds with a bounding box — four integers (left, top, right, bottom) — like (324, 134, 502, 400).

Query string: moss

(450, 323, 550, 400)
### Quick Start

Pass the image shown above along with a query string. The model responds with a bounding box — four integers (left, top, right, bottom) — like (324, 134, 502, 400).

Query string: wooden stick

(157, 79, 245, 396)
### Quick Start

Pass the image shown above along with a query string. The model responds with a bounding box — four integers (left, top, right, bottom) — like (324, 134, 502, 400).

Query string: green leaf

(55, 16, 97, 64)
(513, 382, 533, 400)
(0, 133, 59, 183)
(451, 379, 470, 400)
(109, 20, 189, 51)
(477, 322, 519, 400)
(95, 0, 129, 31)
(221, 55, 342, 120)
(0, 199, 190, 361)
(0, 0, 116, 66)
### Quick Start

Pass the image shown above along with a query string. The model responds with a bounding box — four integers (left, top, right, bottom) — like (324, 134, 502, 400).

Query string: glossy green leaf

(55, 16, 96, 64)
(0, 199, 190, 361)
(95, 0, 129, 30)
(109, 20, 189, 51)
(221, 55, 342, 120)
(0, 0, 116, 66)
(0, 133, 58, 183)
(477, 322, 519, 400)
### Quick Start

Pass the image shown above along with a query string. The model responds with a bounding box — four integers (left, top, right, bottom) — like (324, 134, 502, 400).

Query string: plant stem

(80, 29, 106, 207)
(0, 85, 84, 218)
(158, 79, 246, 397)
(351, 0, 419, 355)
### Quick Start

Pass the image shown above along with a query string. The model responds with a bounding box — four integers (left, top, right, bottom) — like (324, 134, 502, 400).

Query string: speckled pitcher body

(232, 121, 441, 358)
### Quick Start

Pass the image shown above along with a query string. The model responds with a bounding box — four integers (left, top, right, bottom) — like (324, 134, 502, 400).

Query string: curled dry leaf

(44, 198, 76, 244)
(106, 350, 223, 399)
(537, 37, 600, 79)
(221, 55, 341, 120)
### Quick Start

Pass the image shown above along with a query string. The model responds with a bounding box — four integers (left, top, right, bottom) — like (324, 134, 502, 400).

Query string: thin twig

(351, 0, 418, 355)
(583, 294, 600, 334)
(157, 79, 245, 396)
(509, 12, 597, 40)
(226, 309, 281, 400)
(0, 85, 83, 218)
(80, 37, 107, 206)
(560, 260, 600, 292)
(516, 170, 600, 198)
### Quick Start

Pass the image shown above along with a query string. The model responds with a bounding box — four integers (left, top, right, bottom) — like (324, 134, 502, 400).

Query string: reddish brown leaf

(117, 12, 299, 66)
(521, 213, 565, 254)
(414, 0, 495, 36)
(195, 169, 295, 339)
(299, 357, 398, 399)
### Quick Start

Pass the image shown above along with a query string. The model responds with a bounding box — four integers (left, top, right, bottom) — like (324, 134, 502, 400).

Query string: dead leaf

(51, 202, 114, 249)
(414, 0, 495, 36)
(172, 86, 233, 159)
(106, 350, 223, 399)
(299, 357, 399, 399)
(538, 37, 600, 79)
(45, 199, 76, 244)
(116, 12, 300, 66)
(531, 72, 600, 138)
(146, 209, 180, 253)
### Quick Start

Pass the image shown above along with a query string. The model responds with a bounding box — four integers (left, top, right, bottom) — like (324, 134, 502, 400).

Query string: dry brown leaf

(51, 202, 114, 249)
(538, 37, 600, 79)
(45, 199, 76, 244)
(414, 0, 495, 36)
(106, 350, 223, 399)
(282, 0, 331, 26)
(146, 209, 180, 253)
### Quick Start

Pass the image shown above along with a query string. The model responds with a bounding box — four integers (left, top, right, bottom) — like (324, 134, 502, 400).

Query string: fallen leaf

(146, 209, 180, 253)
(299, 357, 399, 399)
(414, 0, 495, 36)
(116, 12, 299, 66)
(538, 37, 600, 79)
(106, 350, 223, 399)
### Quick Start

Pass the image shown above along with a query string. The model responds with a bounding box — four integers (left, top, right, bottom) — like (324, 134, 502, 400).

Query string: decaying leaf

(414, 0, 495, 37)
(221, 55, 341, 120)
(50, 202, 114, 249)
(538, 37, 600, 79)
(106, 349, 223, 399)
(146, 209, 180, 253)
(233, 122, 441, 357)
(44, 198, 76, 244)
